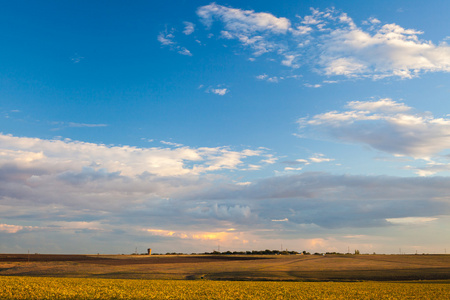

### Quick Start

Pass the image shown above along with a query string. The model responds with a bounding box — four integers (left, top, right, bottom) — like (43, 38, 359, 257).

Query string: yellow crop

(1, 276, 449, 299)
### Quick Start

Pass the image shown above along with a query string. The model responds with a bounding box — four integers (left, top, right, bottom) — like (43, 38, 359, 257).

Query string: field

(1, 253, 450, 281)
(1, 276, 450, 299)
(1, 254, 450, 299)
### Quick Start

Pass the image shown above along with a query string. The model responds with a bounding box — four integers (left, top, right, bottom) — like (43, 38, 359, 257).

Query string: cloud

(188, 172, 450, 230)
(160, 140, 184, 147)
(197, 3, 291, 57)
(201, 85, 229, 95)
(281, 54, 298, 68)
(68, 122, 108, 128)
(299, 98, 450, 159)
(197, 3, 290, 34)
(2, 134, 450, 253)
(211, 88, 228, 96)
(404, 162, 450, 177)
(178, 47, 192, 56)
(256, 74, 281, 83)
(157, 30, 175, 46)
(183, 22, 195, 35)
(304, 83, 321, 88)
(282, 154, 333, 171)
(70, 53, 84, 64)
(0, 134, 262, 178)
(191, 5, 450, 78)
(158, 28, 193, 56)
(386, 217, 437, 225)
(0, 224, 36, 233)
(318, 20, 450, 79)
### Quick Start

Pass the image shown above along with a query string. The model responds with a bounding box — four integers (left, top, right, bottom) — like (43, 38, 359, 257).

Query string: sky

(1, 0, 450, 255)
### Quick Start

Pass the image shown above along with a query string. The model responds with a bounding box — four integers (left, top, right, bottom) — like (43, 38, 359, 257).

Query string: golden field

(1, 276, 450, 299)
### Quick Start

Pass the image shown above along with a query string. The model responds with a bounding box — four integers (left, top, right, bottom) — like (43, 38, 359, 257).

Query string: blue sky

(1, 0, 450, 254)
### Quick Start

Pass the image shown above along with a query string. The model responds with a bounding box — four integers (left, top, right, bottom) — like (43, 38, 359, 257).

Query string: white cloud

(197, 3, 290, 34)
(211, 88, 228, 96)
(318, 17, 450, 79)
(197, 3, 291, 58)
(386, 217, 437, 225)
(191, 5, 450, 79)
(178, 47, 192, 56)
(304, 83, 321, 88)
(0, 133, 261, 178)
(282, 155, 333, 169)
(160, 140, 184, 147)
(158, 29, 193, 56)
(183, 22, 195, 35)
(299, 98, 450, 159)
(157, 31, 175, 46)
(284, 167, 303, 171)
(281, 54, 298, 68)
(346, 98, 410, 113)
(308, 153, 334, 163)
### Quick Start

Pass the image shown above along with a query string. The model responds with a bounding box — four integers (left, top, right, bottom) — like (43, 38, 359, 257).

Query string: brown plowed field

(0, 254, 268, 265)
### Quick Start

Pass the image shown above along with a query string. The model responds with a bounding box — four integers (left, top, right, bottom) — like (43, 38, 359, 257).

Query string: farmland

(1, 253, 450, 281)
(1, 276, 450, 299)
(1, 254, 450, 299)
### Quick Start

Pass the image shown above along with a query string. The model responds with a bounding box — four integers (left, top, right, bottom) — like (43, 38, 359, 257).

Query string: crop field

(1, 254, 450, 299)
(1, 276, 450, 299)
(1, 254, 450, 281)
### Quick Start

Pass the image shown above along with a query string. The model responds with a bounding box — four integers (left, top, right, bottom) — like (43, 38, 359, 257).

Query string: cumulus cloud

(191, 4, 450, 78)
(318, 20, 450, 79)
(0, 134, 261, 178)
(2, 135, 450, 253)
(299, 98, 450, 159)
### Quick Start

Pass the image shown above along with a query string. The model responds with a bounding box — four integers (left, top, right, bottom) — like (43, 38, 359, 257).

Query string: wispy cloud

(157, 30, 176, 46)
(282, 154, 334, 171)
(183, 22, 195, 35)
(68, 122, 108, 128)
(158, 28, 193, 56)
(70, 53, 84, 64)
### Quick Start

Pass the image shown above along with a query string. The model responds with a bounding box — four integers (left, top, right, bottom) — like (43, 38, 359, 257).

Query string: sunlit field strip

(1, 276, 450, 299)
